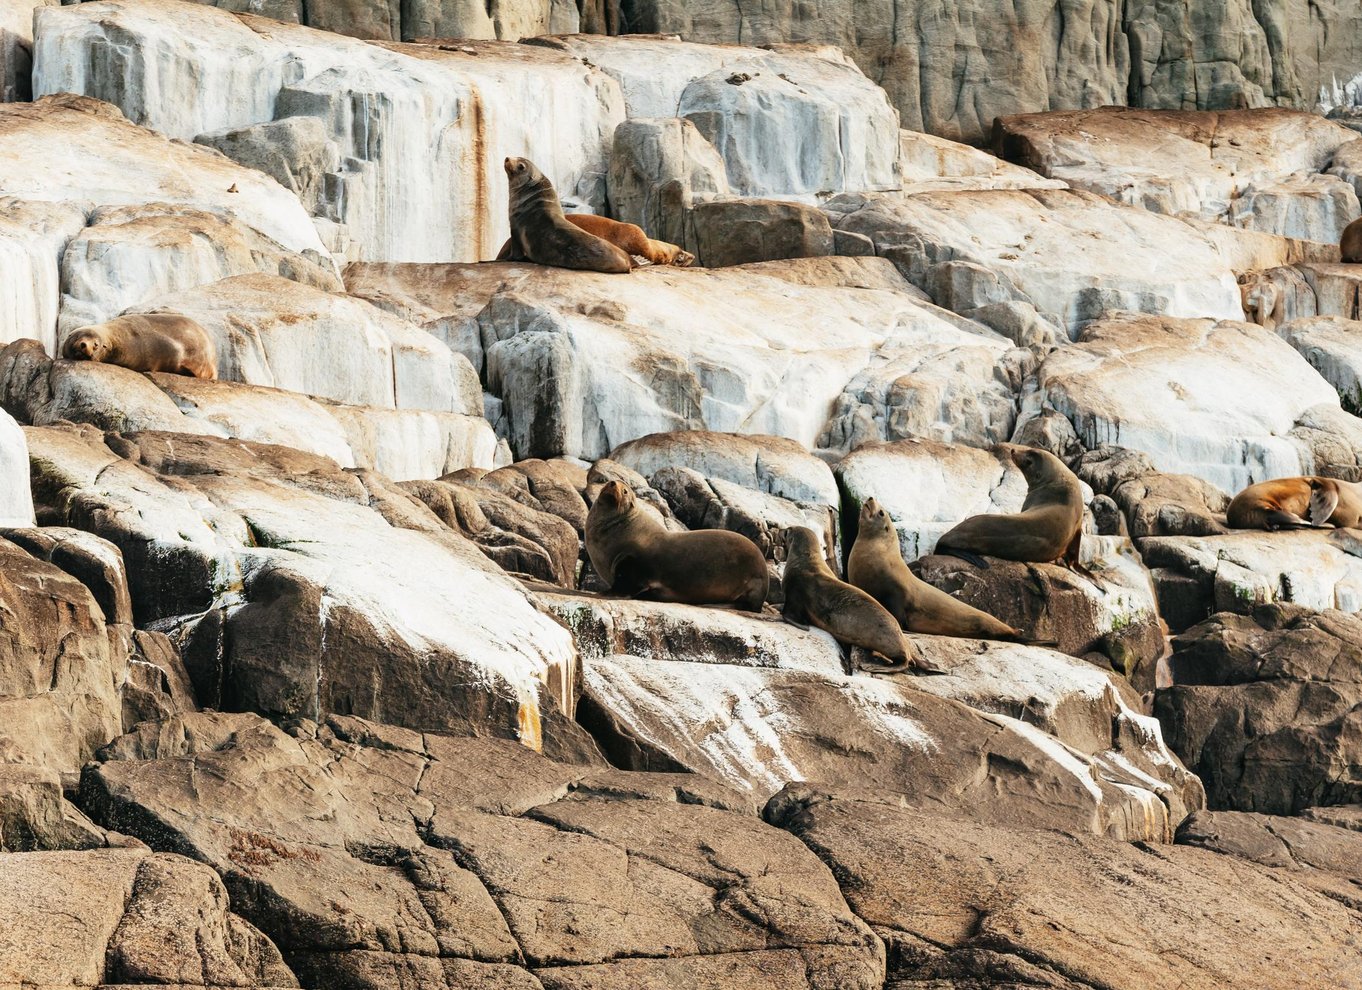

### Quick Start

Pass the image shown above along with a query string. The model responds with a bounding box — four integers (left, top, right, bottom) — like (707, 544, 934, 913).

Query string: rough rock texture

(0, 846, 298, 988)
(0, 408, 32, 525)
(826, 188, 1333, 338)
(345, 258, 1021, 462)
(618, 0, 1362, 147)
(1024, 311, 1354, 493)
(79, 711, 885, 990)
(24, 423, 587, 756)
(995, 107, 1362, 242)
(0, 338, 498, 480)
(769, 790, 1362, 988)
(689, 198, 833, 268)
(35, 0, 624, 262)
(899, 127, 1066, 194)
(1280, 315, 1362, 410)
(0, 0, 55, 101)
(580, 649, 1198, 841)
(0, 764, 107, 851)
(1156, 604, 1362, 814)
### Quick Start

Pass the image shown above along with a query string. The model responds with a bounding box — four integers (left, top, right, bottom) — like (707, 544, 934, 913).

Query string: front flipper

(936, 546, 990, 569)
(1264, 509, 1327, 531)
(1061, 531, 1107, 594)
(1309, 481, 1341, 527)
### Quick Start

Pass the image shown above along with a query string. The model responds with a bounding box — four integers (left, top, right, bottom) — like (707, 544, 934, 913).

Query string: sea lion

(1342, 217, 1362, 263)
(849, 497, 1027, 641)
(935, 446, 1088, 573)
(61, 314, 217, 379)
(585, 480, 768, 610)
(564, 214, 695, 267)
(782, 526, 935, 673)
(1226, 476, 1362, 531)
(497, 157, 633, 274)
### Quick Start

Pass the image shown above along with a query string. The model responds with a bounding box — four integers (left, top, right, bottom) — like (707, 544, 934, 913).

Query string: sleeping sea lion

(61, 314, 217, 379)
(497, 157, 633, 274)
(935, 446, 1087, 574)
(849, 497, 1028, 641)
(782, 526, 937, 673)
(1226, 476, 1362, 531)
(585, 480, 768, 610)
(565, 214, 694, 267)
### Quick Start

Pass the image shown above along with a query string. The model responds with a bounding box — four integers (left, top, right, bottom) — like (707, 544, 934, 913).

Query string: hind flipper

(1264, 509, 1327, 531)
(937, 546, 991, 569)
(1061, 530, 1107, 593)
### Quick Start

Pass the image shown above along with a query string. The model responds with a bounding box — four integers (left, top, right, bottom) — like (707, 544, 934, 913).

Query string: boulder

(0, 846, 297, 987)
(580, 655, 1194, 841)
(0, 534, 126, 771)
(605, 116, 731, 251)
(58, 204, 342, 335)
(767, 791, 1362, 988)
(0, 763, 107, 851)
(1279, 315, 1362, 411)
(195, 116, 340, 214)
(0, 339, 499, 479)
(344, 257, 1020, 462)
(34, 0, 625, 262)
(994, 107, 1361, 242)
(24, 424, 586, 756)
(898, 127, 1066, 194)
(78, 710, 884, 989)
(130, 274, 482, 415)
(689, 198, 834, 268)
(1140, 529, 1362, 632)
(1025, 311, 1352, 493)
(0, 0, 55, 101)
(536, 35, 901, 202)
(1177, 809, 1362, 900)
(825, 187, 1334, 336)
(1155, 604, 1362, 813)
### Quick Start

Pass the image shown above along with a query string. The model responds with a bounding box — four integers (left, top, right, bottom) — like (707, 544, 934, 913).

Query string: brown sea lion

(61, 314, 217, 379)
(564, 214, 695, 267)
(585, 480, 768, 610)
(935, 446, 1087, 573)
(849, 497, 1028, 641)
(782, 526, 937, 674)
(1226, 476, 1362, 531)
(496, 158, 633, 274)
(1342, 216, 1362, 264)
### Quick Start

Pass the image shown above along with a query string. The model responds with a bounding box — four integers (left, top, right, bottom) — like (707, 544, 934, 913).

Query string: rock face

(24, 424, 586, 756)
(346, 257, 1021, 462)
(0, 846, 297, 988)
(1025, 311, 1352, 492)
(995, 107, 1362, 243)
(825, 188, 1333, 338)
(79, 710, 886, 990)
(1156, 604, 1362, 814)
(769, 790, 1362, 988)
(1177, 808, 1362, 899)
(618, 0, 1362, 146)
(0, 408, 32, 525)
(1279, 315, 1362, 409)
(0, 0, 55, 101)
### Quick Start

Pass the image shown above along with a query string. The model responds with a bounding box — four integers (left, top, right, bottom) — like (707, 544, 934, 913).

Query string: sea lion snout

(504, 157, 529, 176)
(597, 479, 634, 511)
(62, 330, 103, 361)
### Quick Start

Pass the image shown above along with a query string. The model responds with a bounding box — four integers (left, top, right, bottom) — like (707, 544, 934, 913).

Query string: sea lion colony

(49, 158, 1362, 677)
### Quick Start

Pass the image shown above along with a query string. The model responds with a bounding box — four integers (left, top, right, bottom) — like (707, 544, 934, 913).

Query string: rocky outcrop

(995, 107, 1361, 243)
(0, 846, 298, 988)
(1156, 604, 1362, 814)
(0, 0, 54, 101)
(79, 711, 885, 990)
(768, 789, 1362, 987)
(1279, 315, 1362, 410)
(617, 1, 1362, 147)
(24, 423, 587, 757)
(1023, 311, 1355, 493)
(0, 339, 499, 480)
(346, 257, 1022, 462)
(0, 408, 32, 525)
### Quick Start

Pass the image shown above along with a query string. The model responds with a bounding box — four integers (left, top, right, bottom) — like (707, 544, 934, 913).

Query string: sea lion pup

(1226, 476, 1362, 531)
(935, 446, 1087, 573)
(782, 526, 938, 673)
(61, 314, 217, 379)
(585, 480, 768, 610)
(564, 214, 695, 267)
(1342, 217, 1362, 263)
(849, 498, 1028, 641)
(497, 157, 633, 274)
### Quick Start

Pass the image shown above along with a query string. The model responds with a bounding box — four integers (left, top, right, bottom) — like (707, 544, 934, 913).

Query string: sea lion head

(784, 526, 823, 563)
(858, 497, 895, 539)
(673, 249, 697, 267)
(594, 479, 636, 515)
(62, 328, 108, 362)
(1009, 445, 1059, 485)
(503, 156, 541, 187)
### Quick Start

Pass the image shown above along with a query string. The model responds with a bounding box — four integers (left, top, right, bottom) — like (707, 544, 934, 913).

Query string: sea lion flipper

(1309, 481, 1340, 527)
(1264, 509, 1320, 531)
(937, 546, 990, 569)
